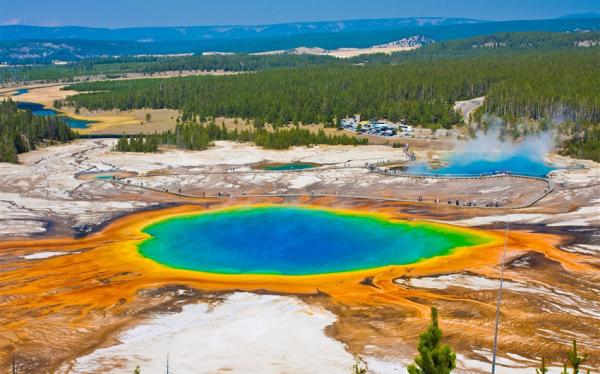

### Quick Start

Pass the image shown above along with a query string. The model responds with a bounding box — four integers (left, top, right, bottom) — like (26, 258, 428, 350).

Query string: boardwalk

(110, 162, 554, 210)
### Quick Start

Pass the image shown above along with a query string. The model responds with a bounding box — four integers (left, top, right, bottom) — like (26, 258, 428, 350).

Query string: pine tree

(567, 340, 588, 374)
(536, 357, 549, 374)
(407, 307, 456, 374)
(0, 99, 75, 163)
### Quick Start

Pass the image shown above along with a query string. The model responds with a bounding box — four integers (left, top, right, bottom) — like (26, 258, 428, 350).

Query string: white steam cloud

(451, 126, 555, 165)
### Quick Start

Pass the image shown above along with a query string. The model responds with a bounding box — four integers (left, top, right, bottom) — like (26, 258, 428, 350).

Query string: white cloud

(1, 18, 23, 25)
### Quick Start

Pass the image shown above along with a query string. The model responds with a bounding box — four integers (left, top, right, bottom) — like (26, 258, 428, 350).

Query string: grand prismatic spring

(138, 206, 491, 275)
(2, 3, 599, 370)
(0, 200, 596, 372)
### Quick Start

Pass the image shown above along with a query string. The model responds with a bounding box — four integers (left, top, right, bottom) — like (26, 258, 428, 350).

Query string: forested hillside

(0, 100, 77, 163)
(359, 31, 600, 61)
(2, 54, 339, 83)
(3, 31, 598, 83)
(60, 50, 600, 128)
(61, 64, 464, 128)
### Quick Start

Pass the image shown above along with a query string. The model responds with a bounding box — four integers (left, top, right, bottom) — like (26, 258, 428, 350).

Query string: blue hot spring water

(138, 206, 489, 275)
(261, 163, 317, 171)
(13, 89, 29, 96)
(407, 151, 554, 177)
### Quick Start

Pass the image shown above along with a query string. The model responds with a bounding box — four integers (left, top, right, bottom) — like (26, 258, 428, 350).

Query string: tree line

(2, 31, 597, 84)
(0, 99, 77, 163)
(1, 53, 339, 83)
(113, 120, 366, 153)
(60, 63, 469, 128)
(59, 49, 599, 130)
(358, 31, 600, 63)
(560, 124, 600, 162)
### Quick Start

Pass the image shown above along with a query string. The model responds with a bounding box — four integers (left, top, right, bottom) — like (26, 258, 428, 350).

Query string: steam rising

(451, 127, 555, 165)
(408, 122, 556, 177)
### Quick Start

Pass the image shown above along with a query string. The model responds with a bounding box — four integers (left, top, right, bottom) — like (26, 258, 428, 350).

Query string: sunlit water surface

(138, 206, 490, 275)
(17, 101, 96, 129)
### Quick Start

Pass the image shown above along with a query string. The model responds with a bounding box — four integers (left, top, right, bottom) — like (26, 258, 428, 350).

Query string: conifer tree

(407, 307, 456, 374)
(536, 357, 549, 374)
(566, 340, 588, 374)
(0, 99, 76, 163)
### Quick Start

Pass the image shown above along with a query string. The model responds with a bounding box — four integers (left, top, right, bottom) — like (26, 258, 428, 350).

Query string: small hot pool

(259, 162, 319, 171)
(138, 206, 490, 275)
(12, 88, 28, 96)
(17, 101, 97, 129)
(76, 171, 137, 180)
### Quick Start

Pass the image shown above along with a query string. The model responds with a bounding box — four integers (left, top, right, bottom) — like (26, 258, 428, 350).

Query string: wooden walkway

(110, 166, 554, 210)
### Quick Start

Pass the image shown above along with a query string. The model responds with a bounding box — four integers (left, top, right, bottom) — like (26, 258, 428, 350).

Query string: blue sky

(1, 0, 598, 27)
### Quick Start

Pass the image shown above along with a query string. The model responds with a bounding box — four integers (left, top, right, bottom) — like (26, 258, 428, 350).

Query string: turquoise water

(262, 163, 317, 171)
(17, 101, 58, 116)
(407, 154, 554, 177)
(17, 101, 96, 129)
(63, 117, 96, 129)
(95, 175, 116, 180)
(13, 88, 28, 96)
(138, 206, 488, 275)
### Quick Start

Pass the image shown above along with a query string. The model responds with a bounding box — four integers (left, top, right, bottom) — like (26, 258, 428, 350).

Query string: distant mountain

(1, 17, 598, 63)
(0, 17, 484, 42)
(559, 13, 600, 19)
